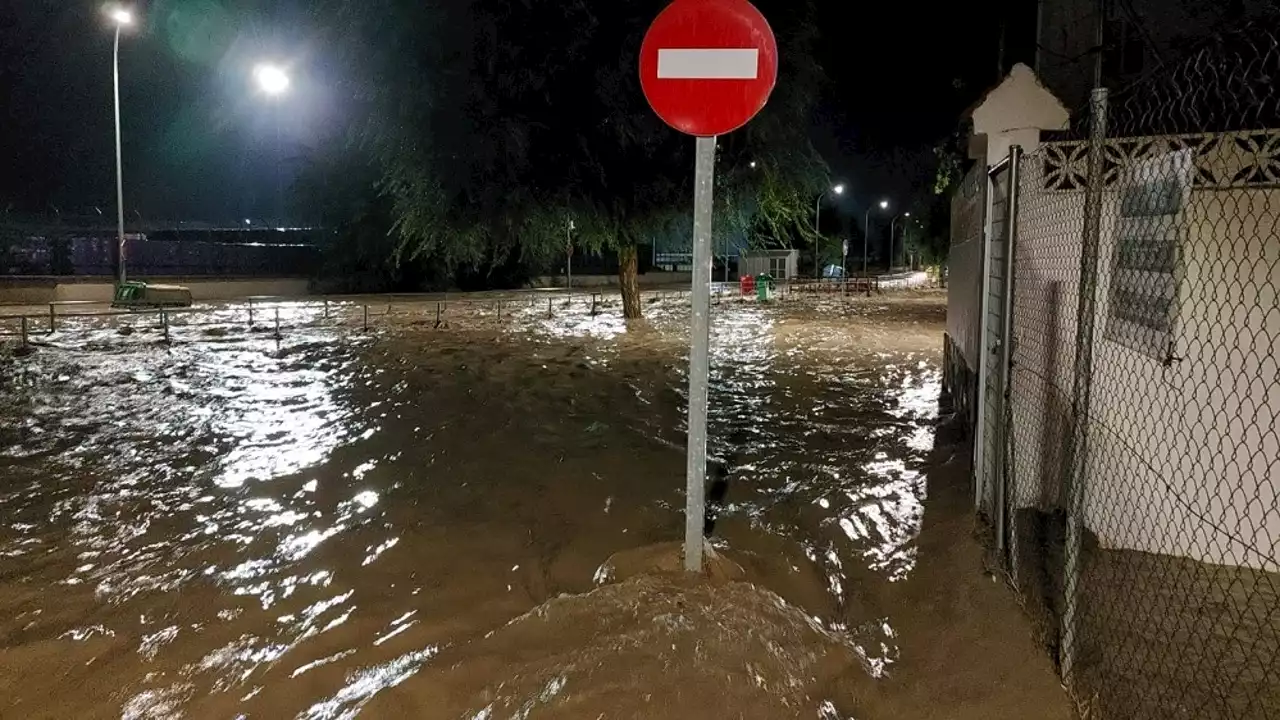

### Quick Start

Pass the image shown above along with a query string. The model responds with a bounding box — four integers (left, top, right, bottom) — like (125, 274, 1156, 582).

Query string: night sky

(0, 0, 1029, 227)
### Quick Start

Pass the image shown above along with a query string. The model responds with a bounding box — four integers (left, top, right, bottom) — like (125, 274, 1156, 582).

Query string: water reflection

(0, 294, 944, 717)
(300, 646, 440, 720)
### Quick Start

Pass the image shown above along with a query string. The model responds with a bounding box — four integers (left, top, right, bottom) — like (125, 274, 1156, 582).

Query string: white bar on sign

(657, 48, 758, 80)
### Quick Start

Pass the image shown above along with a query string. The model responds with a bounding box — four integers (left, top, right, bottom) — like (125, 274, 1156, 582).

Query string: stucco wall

(948, 164, 987, 372)
(970, 64, 1069, 167)
(1009, 145, 1280, 570)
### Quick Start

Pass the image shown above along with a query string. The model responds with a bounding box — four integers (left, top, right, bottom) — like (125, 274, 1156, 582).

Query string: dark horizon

(1, 1, 1023, 228)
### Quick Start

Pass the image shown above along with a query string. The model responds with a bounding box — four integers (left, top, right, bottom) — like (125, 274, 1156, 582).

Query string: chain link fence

(971, 15, 1279, 720)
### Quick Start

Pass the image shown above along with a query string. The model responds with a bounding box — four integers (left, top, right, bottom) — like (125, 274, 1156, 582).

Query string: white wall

(971, 64, 1069, 167)
(947, 164, 987, 371)
(1010, 145, 1280, 571)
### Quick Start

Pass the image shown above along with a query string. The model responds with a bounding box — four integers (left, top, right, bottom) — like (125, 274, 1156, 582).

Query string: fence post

(497, 300, 503, 318)
(162, 310, 170, 342)
(547, 297, 553, 318)
(20, 316, 30, 349)
(274, 308, 281, 340)
(363, 304, 369, 331)
(435, 302, 441, 328)
(324, 299, 330, 319)
(591, 293, 598, 316)
(1062, 86, 1108, 688)
(248, 301, 254, 328)
(995, 145, 1022, 560)
(48, 304, 56, 333)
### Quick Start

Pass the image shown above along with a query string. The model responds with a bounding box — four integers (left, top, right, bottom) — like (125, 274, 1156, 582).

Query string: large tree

(317, 0, 826, 317)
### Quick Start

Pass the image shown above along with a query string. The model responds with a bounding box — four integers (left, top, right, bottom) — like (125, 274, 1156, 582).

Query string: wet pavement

(0, 292, 1070, 718)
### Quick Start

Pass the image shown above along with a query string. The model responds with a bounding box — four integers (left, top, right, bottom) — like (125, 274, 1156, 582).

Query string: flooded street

(0, 292, 1069, 719)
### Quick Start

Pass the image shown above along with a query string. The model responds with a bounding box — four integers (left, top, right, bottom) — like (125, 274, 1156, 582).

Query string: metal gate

(974, 147, 1020, 554)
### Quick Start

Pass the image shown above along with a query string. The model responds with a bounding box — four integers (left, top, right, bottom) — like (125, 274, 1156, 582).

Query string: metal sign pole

(683, 134, 717, 572)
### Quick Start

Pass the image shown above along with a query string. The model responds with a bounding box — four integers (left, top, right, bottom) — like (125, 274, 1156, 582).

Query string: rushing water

(0, 294, 947, 718)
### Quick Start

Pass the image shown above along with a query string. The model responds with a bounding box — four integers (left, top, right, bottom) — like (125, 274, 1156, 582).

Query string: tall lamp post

(863, 199, 889, 295)
(890, 211, 911, 270)
(253, 63, 290, 227)
(813, 183, 845, 277)
(107, 5, 133, 285)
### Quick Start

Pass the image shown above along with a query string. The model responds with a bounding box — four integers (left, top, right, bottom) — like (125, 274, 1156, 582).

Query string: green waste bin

(755, 273, 775, 302)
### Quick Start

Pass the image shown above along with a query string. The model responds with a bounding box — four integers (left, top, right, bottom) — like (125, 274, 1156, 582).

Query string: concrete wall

(0, 277, 312, 305)
(970, 64, 1069, 167)
(1035, 0, 1272, 110)
(947, 164, 987, 372)
(1008, 140, 1280, 571)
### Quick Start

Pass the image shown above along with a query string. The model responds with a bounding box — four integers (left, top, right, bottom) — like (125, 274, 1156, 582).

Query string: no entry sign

(638, 0, 780, 573)
(640, 0, 778, 137)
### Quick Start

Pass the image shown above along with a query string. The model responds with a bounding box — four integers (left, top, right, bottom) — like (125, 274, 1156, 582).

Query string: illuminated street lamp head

(905, 211, 911, 217)
(106, 6, 133, 26)
(879, 199, 889, 209)
(254, 64, 290, 96)
(833, 184, 845, 195)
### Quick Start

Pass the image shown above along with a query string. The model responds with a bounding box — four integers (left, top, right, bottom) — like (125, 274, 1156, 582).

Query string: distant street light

(253, 63, 290, 226)
(106, 4, 134, 284)
(814, 183, 845, 277)
(891, 211, 911, 270)
(863, 199, 890, 295)
(253, 63, 290, 96)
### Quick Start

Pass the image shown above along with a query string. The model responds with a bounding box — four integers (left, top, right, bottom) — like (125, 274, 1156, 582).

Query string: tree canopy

(310, 0, 829, 308)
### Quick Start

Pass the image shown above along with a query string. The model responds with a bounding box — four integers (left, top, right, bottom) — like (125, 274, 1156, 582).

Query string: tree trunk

(618, 243, 642, 319)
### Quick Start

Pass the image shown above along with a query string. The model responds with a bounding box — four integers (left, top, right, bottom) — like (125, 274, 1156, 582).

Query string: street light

(891, 211, 911, 270)
(253, 63, 290, 96)
(863, 199, 890, 295)
(814, 184, 845, 277)
(106, 4, 134, 284)
(252, 63, 290, 226)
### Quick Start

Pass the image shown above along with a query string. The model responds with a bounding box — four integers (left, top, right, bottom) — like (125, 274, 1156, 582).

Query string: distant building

(1035, 0, 1269, 110)
(738, 249, 798, 280)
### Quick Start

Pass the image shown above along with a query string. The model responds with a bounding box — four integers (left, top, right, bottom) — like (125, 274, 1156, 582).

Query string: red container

(739, 274, 756, 296)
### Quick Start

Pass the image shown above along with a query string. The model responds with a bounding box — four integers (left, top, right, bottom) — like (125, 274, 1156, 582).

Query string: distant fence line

(0, 281, 931, 349)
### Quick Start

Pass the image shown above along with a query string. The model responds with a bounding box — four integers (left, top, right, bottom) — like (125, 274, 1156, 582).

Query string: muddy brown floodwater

(0, 292, 1072, 719)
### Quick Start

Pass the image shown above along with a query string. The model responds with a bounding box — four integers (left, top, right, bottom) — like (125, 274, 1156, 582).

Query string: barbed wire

(957, 12, 1280, 719)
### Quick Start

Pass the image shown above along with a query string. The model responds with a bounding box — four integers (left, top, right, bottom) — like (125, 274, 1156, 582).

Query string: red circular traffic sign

(639, 0, 778, 137)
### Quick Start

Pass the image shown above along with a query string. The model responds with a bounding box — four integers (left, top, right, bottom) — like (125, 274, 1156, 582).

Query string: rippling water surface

(0, 294, 946, 718)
